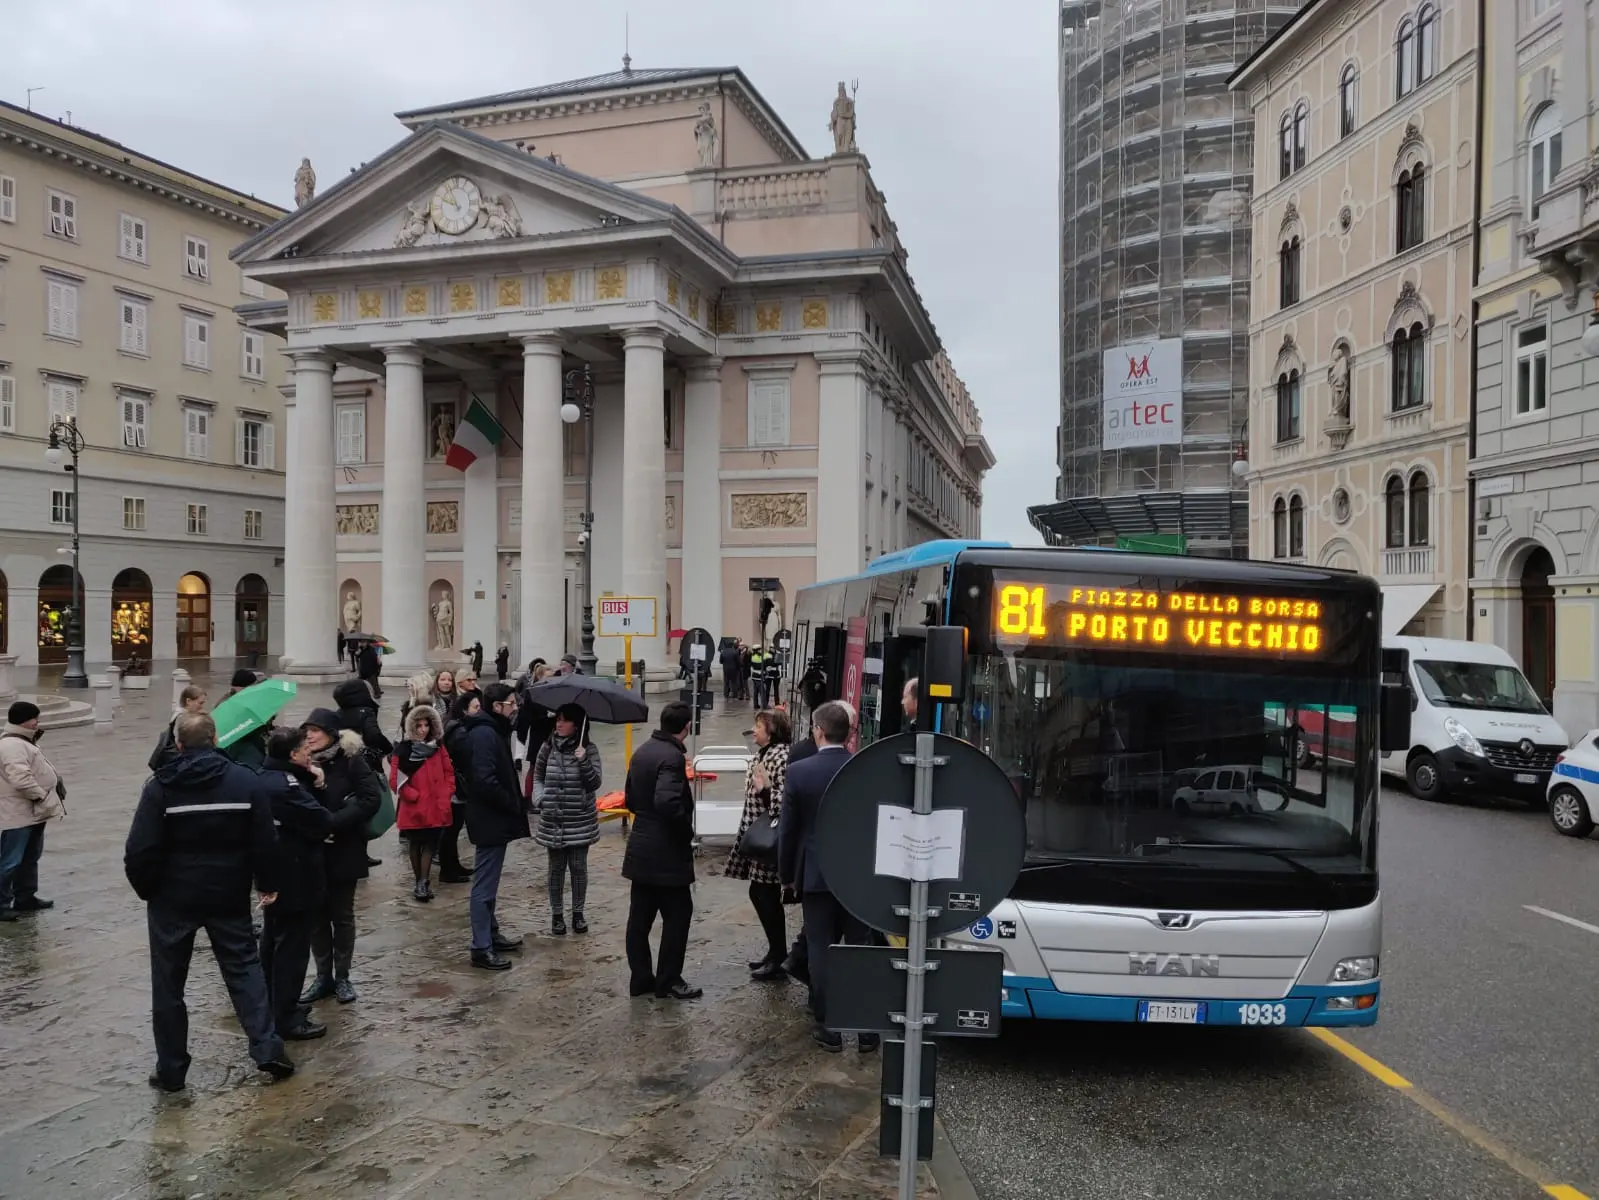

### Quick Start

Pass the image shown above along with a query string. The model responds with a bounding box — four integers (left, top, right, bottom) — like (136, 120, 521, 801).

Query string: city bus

(787, 540, 1392, 1028)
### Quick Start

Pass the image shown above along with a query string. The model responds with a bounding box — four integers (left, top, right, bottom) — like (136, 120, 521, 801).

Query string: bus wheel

(1406, 752, 1445, 802)
(1548, 786, 1595, 838)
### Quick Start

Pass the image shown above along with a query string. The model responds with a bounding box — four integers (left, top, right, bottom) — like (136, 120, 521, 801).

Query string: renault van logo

(1519, 738, 1535, 757)
(1157, 912, 1193, 929)
(1129, 952, 1221, 977)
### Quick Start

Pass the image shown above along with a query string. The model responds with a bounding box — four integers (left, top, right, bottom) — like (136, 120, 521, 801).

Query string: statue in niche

(1327, 343, 1352, 423)
(294, 158, 316, 208)
(343, 592, 362, 633)
(432, 592, 454, 651)
(829, 81, 857, 154)
(694, 102, 719, 169)
(430, 404, 457, 459)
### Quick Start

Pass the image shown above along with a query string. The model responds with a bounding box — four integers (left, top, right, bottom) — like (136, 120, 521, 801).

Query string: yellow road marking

(1307, 1028, 1591, 1200)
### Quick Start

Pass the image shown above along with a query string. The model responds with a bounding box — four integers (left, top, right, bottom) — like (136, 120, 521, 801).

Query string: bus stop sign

(814, 732, 1027, 939)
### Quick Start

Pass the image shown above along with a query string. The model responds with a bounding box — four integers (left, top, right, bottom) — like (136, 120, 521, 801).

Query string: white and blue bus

(787, 540, 1387, 1028)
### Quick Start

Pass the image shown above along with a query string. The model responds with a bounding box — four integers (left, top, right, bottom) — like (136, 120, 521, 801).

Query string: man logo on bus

(1127, 352, 1153, 380)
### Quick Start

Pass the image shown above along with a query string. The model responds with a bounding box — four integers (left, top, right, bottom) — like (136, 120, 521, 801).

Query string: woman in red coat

(392, 705, 455, 902)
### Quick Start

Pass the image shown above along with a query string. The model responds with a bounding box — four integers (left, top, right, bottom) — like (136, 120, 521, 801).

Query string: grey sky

(5, 0, 1056, 544)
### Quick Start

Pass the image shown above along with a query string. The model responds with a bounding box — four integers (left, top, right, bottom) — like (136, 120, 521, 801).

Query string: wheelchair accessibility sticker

(969, 917, 994, 940)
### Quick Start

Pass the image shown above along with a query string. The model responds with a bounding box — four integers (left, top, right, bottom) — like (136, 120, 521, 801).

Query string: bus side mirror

(1380, 683, 1412, 753)
(922, 625, 967, 711)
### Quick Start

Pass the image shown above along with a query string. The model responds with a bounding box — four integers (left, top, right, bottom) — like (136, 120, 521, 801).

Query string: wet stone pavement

(0, 670, 940, 1199)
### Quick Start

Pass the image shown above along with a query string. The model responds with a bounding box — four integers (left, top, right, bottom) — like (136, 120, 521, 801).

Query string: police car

(1548, 730, 1599, 838)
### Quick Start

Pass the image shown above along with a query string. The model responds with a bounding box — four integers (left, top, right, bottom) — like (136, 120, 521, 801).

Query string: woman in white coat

(0, 701, 65, 920)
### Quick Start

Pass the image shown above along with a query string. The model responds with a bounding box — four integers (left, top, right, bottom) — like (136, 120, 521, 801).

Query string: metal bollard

(92, 678, 114, 732)
(170, 668, 191, 715)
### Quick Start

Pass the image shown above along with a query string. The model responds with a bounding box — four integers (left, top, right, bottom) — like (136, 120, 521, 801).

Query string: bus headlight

(1329, 956, 1377, 982)
(1443, 716, 1485, 758)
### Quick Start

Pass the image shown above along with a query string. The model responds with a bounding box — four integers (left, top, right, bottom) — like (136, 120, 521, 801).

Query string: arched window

(1384, 476, 1407, 548)
(1276, 370, 1302, 442)
(1279, 111, 1295, 180)
(1529, 104, 1563, 219)
(1293, 102, 1310, 171)
(1396, 19, 1417, 98)
(1397, 165, 1426, 251)
(1272, 496, 1288, 558)
(1391, 321, 1427, 410)
(1340, 64, 1360, 138)
(1280, 236, 1302, 307)
(1407, 470, 1430, 545)
(1417, 4, 1439, 85)
(1288, 495, 1306, 558)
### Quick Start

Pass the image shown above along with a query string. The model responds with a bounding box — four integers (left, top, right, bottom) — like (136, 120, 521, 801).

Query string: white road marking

(1524, 904, 1599, 936)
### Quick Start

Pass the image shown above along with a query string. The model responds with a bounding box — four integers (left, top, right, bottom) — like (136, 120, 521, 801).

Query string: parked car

(1171, 766, 1283, 816)
(1548, 731, 1599, 838)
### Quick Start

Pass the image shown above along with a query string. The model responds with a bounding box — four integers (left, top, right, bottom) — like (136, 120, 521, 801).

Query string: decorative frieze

(357, 290, 384, 319)
(545, 270, 573, 304)
(755, 302, 782, 332)
(497, 277, 523, 307)
(731, 492, 807, 529)
(403, 285, 429, 315)
(597, 267, 626, 300)
(312, 293, 337, 323)
(802, 299, 828, 329)
(336, 504, 379, 535)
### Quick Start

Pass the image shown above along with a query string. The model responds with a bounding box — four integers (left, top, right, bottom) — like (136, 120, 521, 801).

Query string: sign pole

(896, 730, 937, 1198)
(623, 633, 634, 765)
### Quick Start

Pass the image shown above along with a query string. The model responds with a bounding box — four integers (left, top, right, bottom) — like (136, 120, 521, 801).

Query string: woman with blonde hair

(398, 671, 435, 735)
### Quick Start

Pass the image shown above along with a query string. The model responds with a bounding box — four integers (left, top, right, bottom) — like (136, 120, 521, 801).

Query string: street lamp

(1580, 290, 1599, 359)
(44, 419, 87, 688)
(561, 363, 598, 675)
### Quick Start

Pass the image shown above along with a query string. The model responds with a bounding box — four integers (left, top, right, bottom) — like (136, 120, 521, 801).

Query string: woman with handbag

(392, 705, 455, 902)
(532, 705, 602, 936)
(723, 708, 792, 981)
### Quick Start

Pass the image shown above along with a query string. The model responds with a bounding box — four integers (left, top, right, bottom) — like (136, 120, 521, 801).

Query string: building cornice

(1470, 441, 1599, 477)
(0, 109, 285, 229)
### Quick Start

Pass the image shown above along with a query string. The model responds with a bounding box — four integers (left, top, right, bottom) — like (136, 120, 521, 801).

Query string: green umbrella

(213, 678, 298, 749)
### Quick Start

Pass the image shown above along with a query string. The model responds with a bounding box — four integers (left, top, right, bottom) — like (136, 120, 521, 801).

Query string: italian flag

(445, 398, 504, 470)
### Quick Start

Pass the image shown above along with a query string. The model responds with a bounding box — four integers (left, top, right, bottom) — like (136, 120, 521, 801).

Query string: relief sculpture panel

(336, 504, 379, 535)
(731, 492, 808, 530)
(427, 501, 460, 535)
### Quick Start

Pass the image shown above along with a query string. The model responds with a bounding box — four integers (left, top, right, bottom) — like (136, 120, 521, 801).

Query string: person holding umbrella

(532, 705, 601, 936)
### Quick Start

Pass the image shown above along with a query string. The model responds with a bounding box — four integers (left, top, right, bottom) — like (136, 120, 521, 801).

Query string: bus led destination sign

(994, 583, 1324, 657)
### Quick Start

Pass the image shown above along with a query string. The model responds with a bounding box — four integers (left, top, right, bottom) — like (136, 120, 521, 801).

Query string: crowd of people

(0, 643, 906, 1088)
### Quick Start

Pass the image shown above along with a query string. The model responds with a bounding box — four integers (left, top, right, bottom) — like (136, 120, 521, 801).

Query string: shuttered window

(47, 381, 79, 425)
(183, 315, 210, 368)
(748, 379, 790, 447)
(236, 416, 274, 469)
(119, 213, 147, 263)
(184, 406, 210, 459)
(48, 190, 77, 238)
(46, 278, 79, 339)
(121, 394, 149, 449)
(119, 298, 149, 354)
(0, 374, 14, 432)
(184, 235, 209, 281)
(336, 405, 366, 464)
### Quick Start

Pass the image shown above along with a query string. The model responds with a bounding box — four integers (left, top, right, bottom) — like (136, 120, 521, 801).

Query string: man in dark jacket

(779, 700, 876, 1052)
(719, 641, 741, 699)
(458, 682, 527, 970)
(621, 702, 700, 1000)
(257, 727, 333, 1041)
(124, 712, 295, 1091)
(333, 678, 392, 869)
(356, 641, 383, 696)
(296, 709, 381, 1006)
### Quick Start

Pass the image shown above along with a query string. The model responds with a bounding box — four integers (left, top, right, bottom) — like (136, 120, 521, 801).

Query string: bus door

(878, 626, 927, 740)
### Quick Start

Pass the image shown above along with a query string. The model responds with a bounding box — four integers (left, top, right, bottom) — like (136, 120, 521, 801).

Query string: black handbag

(737, 813, 780, 862)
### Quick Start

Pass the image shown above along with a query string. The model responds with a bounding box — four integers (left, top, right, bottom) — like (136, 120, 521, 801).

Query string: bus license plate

(1138, 1000, 1206, 1024)
(1515, 773, 1538, 784)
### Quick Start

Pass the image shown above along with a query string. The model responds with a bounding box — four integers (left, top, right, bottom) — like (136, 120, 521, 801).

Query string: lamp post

(45, 419, 88, 688)
(560, 363, 598, 675)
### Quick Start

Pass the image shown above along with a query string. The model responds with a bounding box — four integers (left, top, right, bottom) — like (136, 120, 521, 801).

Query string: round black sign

(813, 733, 1027, 938)
(678, 626, 717, 673)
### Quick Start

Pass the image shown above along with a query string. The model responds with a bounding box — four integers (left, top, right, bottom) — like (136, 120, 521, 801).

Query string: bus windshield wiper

(1133, 841, 1331, 884)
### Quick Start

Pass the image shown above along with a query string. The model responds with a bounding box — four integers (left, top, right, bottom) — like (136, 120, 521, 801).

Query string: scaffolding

(1037, 0, 1301, 554)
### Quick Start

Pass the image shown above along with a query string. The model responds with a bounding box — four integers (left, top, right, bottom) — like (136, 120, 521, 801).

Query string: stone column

(84, 585, 113, 670)
(681, 358, 724, 640)
(461, 374, 501, 657)
(10, 586, 39, 669)
(519, 334, 566, 664)
(816, 352, 868, 581)
(378, 344, 428, 674)
(621, 326, 668, 668)
(1554, 579, 1599, 738)
(211, 590, 237, 664)
(282, 351, 341, 676)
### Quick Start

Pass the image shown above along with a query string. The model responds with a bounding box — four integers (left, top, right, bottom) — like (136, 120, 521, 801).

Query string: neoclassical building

(235, 67, 991, 679)
(1232, 0, 1476, 640)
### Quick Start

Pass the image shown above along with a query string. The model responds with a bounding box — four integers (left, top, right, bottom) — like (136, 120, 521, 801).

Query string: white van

(1381, 635, 1570, 805)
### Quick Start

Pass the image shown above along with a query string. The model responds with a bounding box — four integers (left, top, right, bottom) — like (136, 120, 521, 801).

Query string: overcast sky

(5, 0, 1056, 544)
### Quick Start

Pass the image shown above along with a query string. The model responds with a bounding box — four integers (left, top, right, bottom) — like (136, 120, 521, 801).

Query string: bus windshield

(957, 651, 1375, 878)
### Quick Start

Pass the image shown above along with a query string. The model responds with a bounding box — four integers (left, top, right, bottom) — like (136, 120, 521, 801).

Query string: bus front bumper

(1000, 977, 1380, 1027)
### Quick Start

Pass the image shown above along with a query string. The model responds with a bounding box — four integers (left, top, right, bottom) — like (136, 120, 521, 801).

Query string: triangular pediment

(233, 122, 674, 265)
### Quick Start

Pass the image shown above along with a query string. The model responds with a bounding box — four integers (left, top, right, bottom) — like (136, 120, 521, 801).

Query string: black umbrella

(343, 631, 388, 644)
(523, 674, 649, 725)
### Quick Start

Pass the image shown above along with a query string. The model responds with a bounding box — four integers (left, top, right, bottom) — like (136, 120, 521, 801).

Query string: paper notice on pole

(873, 805, 966, 881)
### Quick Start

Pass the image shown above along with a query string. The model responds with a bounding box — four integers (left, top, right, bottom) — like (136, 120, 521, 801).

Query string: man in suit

(778, 700, 877, 1053)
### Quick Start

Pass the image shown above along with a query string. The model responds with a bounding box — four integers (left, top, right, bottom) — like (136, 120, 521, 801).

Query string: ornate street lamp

(560, 363, 598, 675)
(44, 419, 88, 688)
